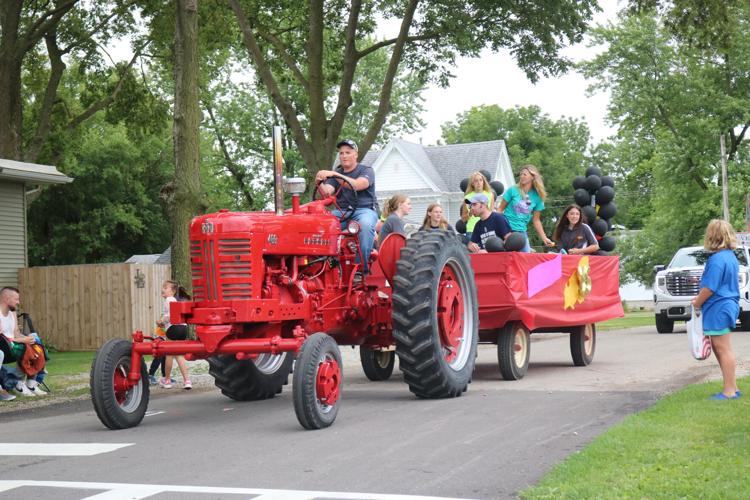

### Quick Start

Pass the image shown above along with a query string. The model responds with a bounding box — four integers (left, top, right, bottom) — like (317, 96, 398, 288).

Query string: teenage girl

(157, 280, 192, 390)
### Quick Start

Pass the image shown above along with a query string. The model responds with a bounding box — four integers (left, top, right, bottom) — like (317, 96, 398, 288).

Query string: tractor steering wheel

(315, 175, 358, 224)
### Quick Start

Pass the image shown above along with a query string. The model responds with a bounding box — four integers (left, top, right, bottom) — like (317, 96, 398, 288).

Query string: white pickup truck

(653, 246, 750, 333)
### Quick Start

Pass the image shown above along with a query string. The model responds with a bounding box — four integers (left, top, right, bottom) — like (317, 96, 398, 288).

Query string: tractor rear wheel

(208, 352, 293, 401)
(359, 347, 395, 381)
(293, 333, 342, 430)
(497, 322, 530, 380)
(570, 323, 596, 366)
(90, 339, 149, 430)
(392, 230, 478, 398)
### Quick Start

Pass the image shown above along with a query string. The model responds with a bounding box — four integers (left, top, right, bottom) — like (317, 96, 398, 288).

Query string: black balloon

(595, 185, 615, 204)
(598, 202, 617, 220)
(489, 180, 504, 196)
(505, 232, 526, 252)
(600, 175, 615, 188)
(574, 188, 591, 207)
(455, 219, 467, 234)
(585, 175, 602, 193)
(572, 175, 586, 190)
(479, 169, 492, 182)
(599, 235, 616, 252)
(460, 177, 469, 192)
(582, 205, 597, 223)
(485, 236, 505, 252)
(592, 218, 608, 237)
(585, 166, 602, 177)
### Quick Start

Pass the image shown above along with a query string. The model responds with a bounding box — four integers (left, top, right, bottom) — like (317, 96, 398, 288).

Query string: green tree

(580, 8, 750, 284)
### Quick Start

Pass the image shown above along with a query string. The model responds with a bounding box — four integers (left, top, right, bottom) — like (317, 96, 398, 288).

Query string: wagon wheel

(90, 339, 149, 430)
(314, 176, 357, 224)
(497, 321, 530, 380)
(392, 230, 479, 398)
(293, 333, 343, 430)
(208, 352, 293, 400)
(570, 323, 596, 366)
(359, 347, 395, 381)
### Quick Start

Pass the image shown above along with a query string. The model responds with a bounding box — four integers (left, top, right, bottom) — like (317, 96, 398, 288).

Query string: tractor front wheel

(359, 347, 395, 381)
(497, 322, 530, 381)
(392, 230, 478, 398)
(293, 333, 343, 430)
(208, 352, 293, 401)
(90, 339, 149, 430)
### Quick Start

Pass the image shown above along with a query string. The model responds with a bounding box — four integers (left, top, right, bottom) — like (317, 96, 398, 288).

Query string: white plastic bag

(687, 306, 712, 360)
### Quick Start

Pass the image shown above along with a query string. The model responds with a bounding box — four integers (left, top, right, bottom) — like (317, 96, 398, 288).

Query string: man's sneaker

(148, 375, 157, 385)
(29, 385, 47, 396)
(15, 382, 36, 397)
(183, 379, 192, 390)
(0, 390, 16, 401)
(159, 377, 173, 389)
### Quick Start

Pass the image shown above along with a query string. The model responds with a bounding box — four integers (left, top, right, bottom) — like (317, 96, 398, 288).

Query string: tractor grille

(191, 238, 253, 301)
(666, 270, 702, 296)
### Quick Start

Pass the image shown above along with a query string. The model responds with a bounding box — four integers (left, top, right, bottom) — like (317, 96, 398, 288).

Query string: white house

(0, 158, 73, 287)
(360, 139, 515, 226)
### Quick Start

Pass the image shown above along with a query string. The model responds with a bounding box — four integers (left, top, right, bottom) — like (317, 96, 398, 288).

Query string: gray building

(0, 158, 73, 287)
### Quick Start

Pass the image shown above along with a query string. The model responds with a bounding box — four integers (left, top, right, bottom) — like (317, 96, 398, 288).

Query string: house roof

(362, 139, 512, 194)
(0, 158, 73, 185)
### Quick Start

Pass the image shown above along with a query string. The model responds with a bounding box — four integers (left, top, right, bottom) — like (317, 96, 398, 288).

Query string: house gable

(371, 143, 439, 192)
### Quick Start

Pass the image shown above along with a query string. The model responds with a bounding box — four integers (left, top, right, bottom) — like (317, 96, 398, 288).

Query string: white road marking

(144, 410, 165, 417)
(0, 443, 133, 456)
(0, 480, 473, 500)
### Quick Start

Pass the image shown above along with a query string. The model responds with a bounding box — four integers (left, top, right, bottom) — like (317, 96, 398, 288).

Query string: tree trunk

(0, 0, 24, 160)
(171, 0, 201, 290)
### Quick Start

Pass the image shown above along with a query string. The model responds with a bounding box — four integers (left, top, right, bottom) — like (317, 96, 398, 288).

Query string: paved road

(1, 325, 748, 499)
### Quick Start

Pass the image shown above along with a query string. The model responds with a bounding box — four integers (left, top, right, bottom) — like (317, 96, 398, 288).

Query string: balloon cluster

(571, 166, 616, 253)
(455, 170, 504, 236)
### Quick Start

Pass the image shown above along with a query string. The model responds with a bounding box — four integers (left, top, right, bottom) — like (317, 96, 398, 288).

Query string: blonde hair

(383, 194, 409, 218)
(465, 171, 492, 195)
(518, 164, 547, 201)
(421, 203, 449, 230)
(704, 219, 737, 252)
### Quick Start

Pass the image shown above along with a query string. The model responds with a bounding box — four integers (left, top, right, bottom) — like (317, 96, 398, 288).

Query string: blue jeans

(0, 366, 45, 391)
(333, 207, 378, 273)
(520, 232, 531, 253)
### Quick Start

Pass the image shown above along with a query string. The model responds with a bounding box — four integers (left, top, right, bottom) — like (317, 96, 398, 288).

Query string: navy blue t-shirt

(470, 212, 512, 249)
(324, 163, 376, 210)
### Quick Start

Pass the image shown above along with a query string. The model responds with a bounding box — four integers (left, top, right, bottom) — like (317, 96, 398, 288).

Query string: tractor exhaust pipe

(272, 125, 284, 216)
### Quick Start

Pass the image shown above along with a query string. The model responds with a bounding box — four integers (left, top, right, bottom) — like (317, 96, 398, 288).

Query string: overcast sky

(403, 0, 621, 146)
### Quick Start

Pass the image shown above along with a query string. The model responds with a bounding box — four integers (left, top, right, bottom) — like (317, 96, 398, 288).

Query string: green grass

(598, 310, 653, 331)
(521, 376, 750, 499)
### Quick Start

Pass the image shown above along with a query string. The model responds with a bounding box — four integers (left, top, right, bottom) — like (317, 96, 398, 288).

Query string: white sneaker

(15, 382, 36, 397)
(28, 384, 47, 396)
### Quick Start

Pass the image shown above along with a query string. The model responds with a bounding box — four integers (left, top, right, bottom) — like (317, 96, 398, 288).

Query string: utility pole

(720, 134, 729, 222)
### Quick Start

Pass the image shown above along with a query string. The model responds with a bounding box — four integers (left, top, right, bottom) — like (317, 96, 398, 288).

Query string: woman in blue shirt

(692, 219, 741, 400)
(498, 164, 554, 252)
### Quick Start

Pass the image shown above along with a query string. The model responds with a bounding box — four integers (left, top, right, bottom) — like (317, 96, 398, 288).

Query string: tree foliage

(580, 7, 750, 284)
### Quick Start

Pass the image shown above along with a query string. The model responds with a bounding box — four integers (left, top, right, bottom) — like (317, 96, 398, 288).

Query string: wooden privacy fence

(18, 263, 171, 351)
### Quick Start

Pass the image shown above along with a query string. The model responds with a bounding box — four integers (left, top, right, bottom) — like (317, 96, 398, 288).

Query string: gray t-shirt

(379, 213, 405, 242)
(324, 163, 376, 210)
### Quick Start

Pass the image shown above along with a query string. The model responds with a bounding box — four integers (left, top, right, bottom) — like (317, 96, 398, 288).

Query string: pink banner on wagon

(527, 253, 562, 298)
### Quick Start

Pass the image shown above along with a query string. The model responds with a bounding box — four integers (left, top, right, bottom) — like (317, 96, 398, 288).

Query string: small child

(157, 280, 192, 390)
(691, 219, 741, 400)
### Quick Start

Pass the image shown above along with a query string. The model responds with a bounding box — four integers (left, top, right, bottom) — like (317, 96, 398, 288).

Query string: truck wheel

(740, 312, 750, 331)
(392, 230, 479, 398)
(360, 347, 395, 381)
(293, 333, 342, 430)
(570, 323, 596, 366)
(208, 352, 293, 401)
(90, 339, 149, 430)
(497, 322, 530, 380)
(655, 313, 674, 334)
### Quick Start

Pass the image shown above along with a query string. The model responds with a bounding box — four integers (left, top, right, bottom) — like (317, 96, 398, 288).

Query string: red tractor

(90, 135, 622, 431)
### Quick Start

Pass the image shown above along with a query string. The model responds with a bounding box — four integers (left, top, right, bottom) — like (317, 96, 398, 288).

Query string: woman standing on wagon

(498, 164, 554, 252)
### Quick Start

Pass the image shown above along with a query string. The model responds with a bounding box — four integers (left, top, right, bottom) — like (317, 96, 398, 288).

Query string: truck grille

(190, 238, 253, 301)
(666, 270, 702, 296)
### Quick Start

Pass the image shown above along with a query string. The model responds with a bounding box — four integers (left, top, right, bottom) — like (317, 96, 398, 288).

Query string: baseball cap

(465, 193, 489, 205)
(336, 139, 358, 151)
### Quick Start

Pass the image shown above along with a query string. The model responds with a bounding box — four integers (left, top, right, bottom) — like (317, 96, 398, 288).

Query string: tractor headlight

(346, 220, 360, 235)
